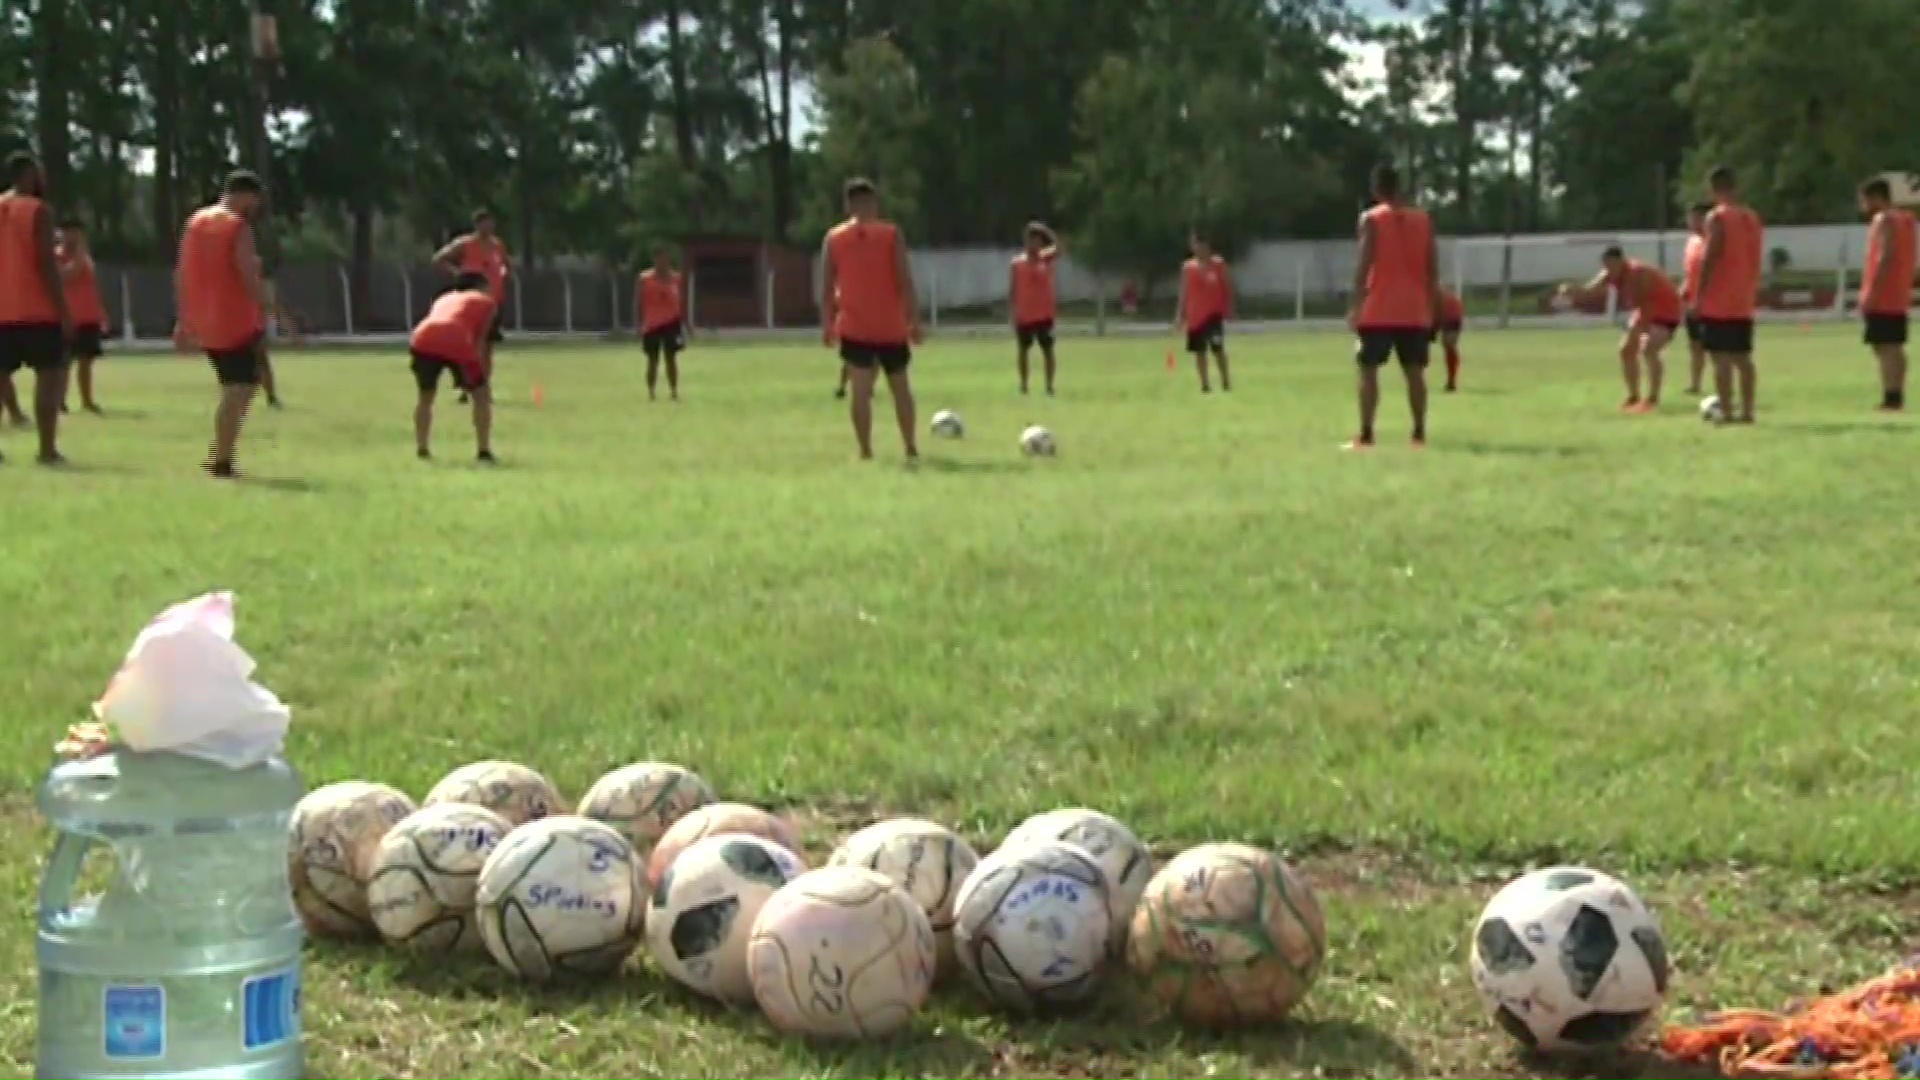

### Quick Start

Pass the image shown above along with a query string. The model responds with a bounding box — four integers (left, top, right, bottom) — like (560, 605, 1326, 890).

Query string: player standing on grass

(1693, 166, 1764, 425)
(0, 151, 71, 464)
(174, 170, 268, 479)
(1174, 232, 1232, 393)
(636, 247, 689, 402)
(409, 272, 498, 462)
(820, 177, 922, 462)
(434, 210, 510, 404)
(1560, 247, 1684, 412)
(1345, 163, 1438, 450)
(1433, 285, 1465, 392)
(58, 218, 106, 414)
(1681, 203, 1711, 394)
(1858, 177, 1915, 412)
(1009, 222, 1059, 396)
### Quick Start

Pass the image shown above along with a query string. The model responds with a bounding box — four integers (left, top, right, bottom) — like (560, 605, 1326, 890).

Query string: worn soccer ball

(748, 866, 936, 1039)
(930, 410, 965, 439)
(646, 834, 807, 1004)
(645, 802, 801, 888)
(576, 762, 718, 863)
(1127, 843, 1326, 1028)
(1020, 425, 1057, 457)
(828, 818, 979, 975)
(1699, 395, 1724, 422)
(951, 838, 1111, 1013)
(1470, 867, 1669, 1052)
(423, 760, 566, 828)
(1004, 808, 1151, 954)
(474, 815, 645, 982)
(287, 781, 418, 938)
(367, 802, 510, 954)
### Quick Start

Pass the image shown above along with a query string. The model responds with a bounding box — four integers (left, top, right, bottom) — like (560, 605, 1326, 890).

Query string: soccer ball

(645, 802, 801, 888)
(951, 838, 1111, 1013)
(367, 802, 510, 954)
(828, 818, 979, 975)
(1004, 808, 1152, 954)
(1471, 867, 1669, 1052)
(646, 834, 807, 1004)
(930, 410, 965, 439)
(423, 760, 566, 828)
(474, 815, 645, 982)
(287, 781, 418, 938)
(1127, 843, 1326, 1028)
(1699, 395, 1724, 422)
(576, 762, 718, 863)
(1020, 425, 1057, 457)
(748, 866, 936, 1039)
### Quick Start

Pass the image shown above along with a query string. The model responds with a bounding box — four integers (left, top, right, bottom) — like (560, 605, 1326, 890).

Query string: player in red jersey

(1174, 233, 1233, 393)
(0, 151, 73, 463)
(58, 218, 107, 414)
(1346, 164, 1438, 449)
(1560, 246, 1685, 412)
(1858, 177, 1916, 412)
(636, 247, 689, 402)
(1680, 204, 1711, 394)
(821, 177, 922, 461)
(1009, 222, 1060, 395)
(1432, 287, 1465, 392)
(409, 273, 498, 462)
(434, 210, 510, 404)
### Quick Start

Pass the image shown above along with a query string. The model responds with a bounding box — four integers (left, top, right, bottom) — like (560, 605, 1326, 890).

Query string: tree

(1547, 0, 1691, 229)
(803, 35, 924, 239)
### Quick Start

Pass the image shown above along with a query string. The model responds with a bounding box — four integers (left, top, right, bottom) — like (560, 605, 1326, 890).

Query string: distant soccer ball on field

(288, 781, 418, 938)
(576, 762, 718, 863)
(474, 816, 645, 982)
(423, 760, 566, 828)
(748, 866, 936, 1039)
(367, 802, 510, 954)
(828, 818, 979, 976)
(646, 802, 801, 888)
(1470, 866, 1669, 1052)
(1699, 395, 1724, 422)
(951, 838, 1111, 1013)
(1004, 808, 1152, 954)
(1128, 843, 1325, 1028)
(646, 834, 807, 1004)
(1020, 425, 1057, 457)
(930, 410, 965, 439)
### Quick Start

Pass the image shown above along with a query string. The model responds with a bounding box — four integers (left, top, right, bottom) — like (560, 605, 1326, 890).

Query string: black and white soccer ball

(1019, 425, 1057, 457)
(474, 816, 645, 982)
(930, 410, 965, 439)
(1470, 867, 1670, 1053)
(951, 838, 1111, 1013)
(1699, 395, 1724, 422)
(646, 834, 807, 1004)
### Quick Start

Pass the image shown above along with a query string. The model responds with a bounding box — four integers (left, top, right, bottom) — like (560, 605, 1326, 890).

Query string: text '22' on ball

(474, 815, 645, 982)
(748, 866, 936, 1039)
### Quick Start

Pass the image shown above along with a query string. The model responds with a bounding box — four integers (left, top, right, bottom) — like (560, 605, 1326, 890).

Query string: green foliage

(803, 36, 925, 240)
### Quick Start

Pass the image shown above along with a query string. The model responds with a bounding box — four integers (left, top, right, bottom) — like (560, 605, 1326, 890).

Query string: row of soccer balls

(929, 410, 1058, 456)
(289, 760, 1669, 1050)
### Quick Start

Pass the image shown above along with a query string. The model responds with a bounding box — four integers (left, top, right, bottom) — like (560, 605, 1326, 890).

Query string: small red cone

(1165, 350, 1177, 372)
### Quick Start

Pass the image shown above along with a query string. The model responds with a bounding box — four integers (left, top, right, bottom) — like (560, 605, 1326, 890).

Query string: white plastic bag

(94, 591, 290, 768)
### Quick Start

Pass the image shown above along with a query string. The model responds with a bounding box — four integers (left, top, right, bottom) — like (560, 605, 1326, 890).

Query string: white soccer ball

(930, 410, 965, 439)
(474, 815, 645, 982)
(1019, 425, 1057, 457)
(576, 762, 718, 863)
(1470, 867, 1670, 1053)
(828, 819, 979, 975)
(646, 834, 807, 1004)
(1699, 395, 1724, 422)
(287, 781, 418, 939)
(748, 866, 936, 1039)
(1004, 808, 1151, 954)
(645, 802, 801, 888)
(367, 802, 510, 954)
(951, 838, 1111, 1013)
(423, 760, 566, 828)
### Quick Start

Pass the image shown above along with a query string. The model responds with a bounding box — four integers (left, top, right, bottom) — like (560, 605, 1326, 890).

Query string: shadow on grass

(1448, 441, 1588, 459)
(1776, 419, 1911, 437)
(1519, 1046, 1719, 1080)
(915, 458, 1030, 475)
(42, 459, 141, 476)
(243, 475, 322, 493)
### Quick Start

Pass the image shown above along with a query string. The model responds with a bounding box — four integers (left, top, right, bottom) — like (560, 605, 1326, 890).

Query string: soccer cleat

(417, 447, 431, 460)
(207, 460, 239, 479)
(37, 451, 66, 466)
(1619, 398, 1641, 412)
(476, 450, 497, 465)
(1341, 437, 1374, 452)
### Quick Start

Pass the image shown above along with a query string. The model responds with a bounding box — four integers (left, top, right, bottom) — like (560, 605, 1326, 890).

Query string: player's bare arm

(1007, 262, 1021, 329)
(894, 231, 922, 341)
(1039, 226, 1059, 260)
(432, 237, 467, 274)
(1695, 214, 1725, 309)
(1426, 230, 1442, 314)
(818, 235, 837, 344)
(1871, 215, 1898, 300)
(34, 203, 70, 332)
(236, 222, 266, 312)
(1349, 214, 1376, 326)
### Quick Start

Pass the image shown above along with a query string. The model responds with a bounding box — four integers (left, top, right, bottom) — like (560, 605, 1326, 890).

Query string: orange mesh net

(1661, 968, 1920, 1079)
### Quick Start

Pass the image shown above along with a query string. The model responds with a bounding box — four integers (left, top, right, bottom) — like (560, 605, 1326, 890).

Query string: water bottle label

(241, 968, 300, 1051)
(101, 985, 165, 1061)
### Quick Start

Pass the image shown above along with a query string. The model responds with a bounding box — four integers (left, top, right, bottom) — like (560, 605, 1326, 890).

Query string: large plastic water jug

(36, 749, 307, 1080)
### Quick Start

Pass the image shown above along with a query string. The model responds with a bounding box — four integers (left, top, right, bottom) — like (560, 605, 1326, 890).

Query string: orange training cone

(1165, 349, 1177, 372)
(530, 383, 545, 407)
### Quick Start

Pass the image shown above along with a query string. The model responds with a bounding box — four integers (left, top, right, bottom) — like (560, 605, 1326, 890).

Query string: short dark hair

(59, 216, 85, 231)
(7, 151, 38, 184)
(1708, 164, 1737, 191)
(1601, 244, 1625, 260)
(843, 177, 877, 201)
(453, 271, 490, 292)
(224, 169, 263, 195)
(1371, 163, 1402, 198)
(1862, 177, 1893, 201)
(1189, 228, 1210, 246)
(471, 208, 494, 225)
(1025, 221, 1049, 242)
(1688, 201, 1714, 217)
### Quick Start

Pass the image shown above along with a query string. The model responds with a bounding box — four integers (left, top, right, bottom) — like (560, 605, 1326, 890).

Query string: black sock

(1360, 427, 1374, 443)
(1887, 389, 1904, 407)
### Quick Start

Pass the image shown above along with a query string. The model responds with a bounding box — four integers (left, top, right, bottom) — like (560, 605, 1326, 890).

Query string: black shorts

(641, 321, 685, 360)
(1428, 320, 1462, 343)
(487, 312, 504, 344)
(0, 322, 66, 374)
(69, 323, 105, 361)
(1864, 312, 1909, 347)
(840, 339, 911, 375)
(1185, 316, 1226, 354)
(1356, 326, 1431, 368)
(206, 334, 265, 387)
(1697, 317, 1755, 355)
(411, 350, 486, 393)
(1684, 315, 1705, 345)
(1016, 319, 1055, 350)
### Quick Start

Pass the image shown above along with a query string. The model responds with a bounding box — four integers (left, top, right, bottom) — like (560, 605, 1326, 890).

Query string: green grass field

(2, 324, 1917, 1079)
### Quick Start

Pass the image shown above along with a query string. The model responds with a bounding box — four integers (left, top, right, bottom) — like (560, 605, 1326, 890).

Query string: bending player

(1009, 222, 1059, 395)
(1559, 246, 1684, 412)
(1174, 232, 1232, 392)
(58, 218, 106, 414)
(433, 210, 510, 404)
(1433, 286, 1464, 392)
(1858, 177, 1915, 412)
(1681, 203, 1711, 394)
(0, 151, 72, 464)
(1346, 163, 1437, 449)
(636, 247, 689, 402)
(820, 177, 922, 461)
(409, 272, 498, 462)
(175, 170, 268, 478)
(1693, 165, 1764, 425)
